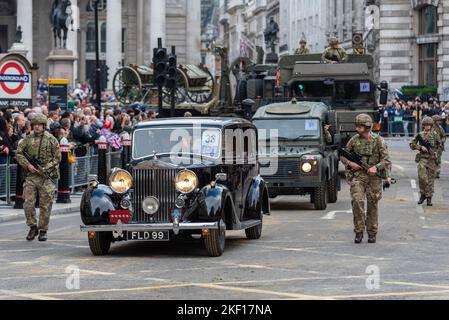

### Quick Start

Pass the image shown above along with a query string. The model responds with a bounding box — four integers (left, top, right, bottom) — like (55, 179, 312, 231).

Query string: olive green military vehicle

(252, 100, 341, 210)
(277, 53, 377, 146)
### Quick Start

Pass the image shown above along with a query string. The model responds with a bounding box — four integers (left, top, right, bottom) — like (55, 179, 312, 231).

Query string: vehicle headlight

(175, 170, 198, 194)
(143, 197, 159, 215)
(301, 162, 313, 173)
(109, 169, 133, 194)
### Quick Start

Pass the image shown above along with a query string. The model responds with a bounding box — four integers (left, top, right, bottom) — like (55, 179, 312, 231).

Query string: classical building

(218, 0, 280, 64)
(279, 0, 366, 55)
(378, 0, 449, 99)
(0, 0, 201, 89)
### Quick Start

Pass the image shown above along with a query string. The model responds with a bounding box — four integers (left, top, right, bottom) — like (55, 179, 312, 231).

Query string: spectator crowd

(0, 77, 159, 166)
(378, 97, 449, 137)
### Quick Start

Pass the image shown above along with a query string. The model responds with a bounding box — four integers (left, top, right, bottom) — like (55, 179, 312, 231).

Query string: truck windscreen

(292, 81, 374, 101)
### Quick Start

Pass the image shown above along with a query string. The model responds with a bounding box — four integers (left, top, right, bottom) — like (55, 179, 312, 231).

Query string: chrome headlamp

(109, 169, 133, 194)
(175, 170, 198, 194)
(142, 197, 160, 215)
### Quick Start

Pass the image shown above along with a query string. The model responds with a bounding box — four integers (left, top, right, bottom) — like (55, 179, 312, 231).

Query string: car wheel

(313, 181, 328, 210)
(88, 232, 112, 256)
(327, 174, 338, 204)
(204, 219, 226, 257)
(245, 213, 263, 240)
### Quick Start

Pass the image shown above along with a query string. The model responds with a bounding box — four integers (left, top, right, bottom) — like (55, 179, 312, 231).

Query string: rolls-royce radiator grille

(131, 169, 178, 223)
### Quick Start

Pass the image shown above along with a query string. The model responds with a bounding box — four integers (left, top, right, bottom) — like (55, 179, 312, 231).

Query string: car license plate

(127, 231, 170, 242)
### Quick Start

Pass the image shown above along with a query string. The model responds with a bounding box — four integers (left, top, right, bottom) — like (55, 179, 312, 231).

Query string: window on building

(420, 5, 437, 34)
(419, 43, 438, 86)
(86, 22, 96, 52)
(101, 22, 107, 53)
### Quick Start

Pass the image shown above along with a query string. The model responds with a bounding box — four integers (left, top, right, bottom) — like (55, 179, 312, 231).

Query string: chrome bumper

(80, 221, 220, 235)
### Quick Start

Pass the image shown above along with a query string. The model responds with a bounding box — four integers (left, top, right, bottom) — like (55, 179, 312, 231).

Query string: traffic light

(166, 49, 177, 90)
(379, 81, 389, 105)
(153, 47, 168, 87)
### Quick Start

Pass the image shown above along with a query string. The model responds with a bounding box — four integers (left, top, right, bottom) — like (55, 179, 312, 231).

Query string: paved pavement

(0, 139, 448, 300)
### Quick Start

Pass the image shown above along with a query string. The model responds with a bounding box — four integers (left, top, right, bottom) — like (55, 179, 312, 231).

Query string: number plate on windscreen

(127, 231, 170, 241)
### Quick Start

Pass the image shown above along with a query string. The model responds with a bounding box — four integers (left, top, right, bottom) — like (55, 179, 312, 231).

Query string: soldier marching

(410, 117, 441, 207)
(340, 114, 391, 244)
(15, 114, 62, 242)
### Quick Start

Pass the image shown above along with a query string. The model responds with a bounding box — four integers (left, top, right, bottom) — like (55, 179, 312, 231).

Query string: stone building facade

(0, 0, 201, 89)
(378, 0, 449, 99)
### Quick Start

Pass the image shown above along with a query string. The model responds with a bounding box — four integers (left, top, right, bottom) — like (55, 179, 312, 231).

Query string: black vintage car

(80, 118, 270, 257)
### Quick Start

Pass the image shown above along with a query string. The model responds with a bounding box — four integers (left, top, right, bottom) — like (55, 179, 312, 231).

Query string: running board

(239, 219, 262, 230)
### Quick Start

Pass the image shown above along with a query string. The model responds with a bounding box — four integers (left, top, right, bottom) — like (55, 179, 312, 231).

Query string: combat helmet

(432, 115, 441, 122)
(329, 37, 339, 45)
(355, 113, 373, 129)
(422, 116, 434, 127)
(31, 113, 48, 126)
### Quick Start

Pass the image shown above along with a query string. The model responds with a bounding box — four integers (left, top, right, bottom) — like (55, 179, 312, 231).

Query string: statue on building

(15, 26, 23, 43)
(50, 0, 74, 49)
(264, 17, 279, 54)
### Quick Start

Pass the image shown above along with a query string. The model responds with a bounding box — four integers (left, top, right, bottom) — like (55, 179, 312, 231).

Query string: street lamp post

(94, 0, 102, 111)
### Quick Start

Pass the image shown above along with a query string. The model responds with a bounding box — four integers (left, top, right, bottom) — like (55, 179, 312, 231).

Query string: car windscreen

(133, 127, 222, 160)
(291, 80, 374, 101)
(253, 119, 321, 140)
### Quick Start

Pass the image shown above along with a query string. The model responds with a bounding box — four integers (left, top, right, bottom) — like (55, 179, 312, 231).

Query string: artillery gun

(112, 63, 217, 115)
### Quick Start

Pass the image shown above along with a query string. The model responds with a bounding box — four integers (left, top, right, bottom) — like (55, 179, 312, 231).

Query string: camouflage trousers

(417, 158, 438, 198)
(348, 173, 383, 236)
(23, 174, 56, 231)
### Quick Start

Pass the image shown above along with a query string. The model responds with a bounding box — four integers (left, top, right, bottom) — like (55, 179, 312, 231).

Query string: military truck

(252, 100, 341, 210)
(277, 53, 378, 146)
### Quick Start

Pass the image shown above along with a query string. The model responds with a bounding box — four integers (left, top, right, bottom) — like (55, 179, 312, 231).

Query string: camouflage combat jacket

(321, 47, 348, 63)
(295, 47, 310, 55)
(432, 124, 446, 149)
(410, 130, 441, 162)
(343, 133, 391, 180)
(15, 131, 62, 180)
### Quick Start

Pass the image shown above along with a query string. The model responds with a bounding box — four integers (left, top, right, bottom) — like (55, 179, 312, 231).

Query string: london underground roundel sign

(0, 58, 32, 107)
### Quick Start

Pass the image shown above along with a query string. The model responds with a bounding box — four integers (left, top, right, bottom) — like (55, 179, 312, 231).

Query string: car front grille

(261, 158, 301, 180)
(131, 169, 178, 223)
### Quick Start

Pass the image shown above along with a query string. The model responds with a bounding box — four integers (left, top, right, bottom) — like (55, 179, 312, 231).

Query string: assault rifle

(416, 134, 437, 159)
(22, 150, 57, 185)
(339, 148, 397, 190)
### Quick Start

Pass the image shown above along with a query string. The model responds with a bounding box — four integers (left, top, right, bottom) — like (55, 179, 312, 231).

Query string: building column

(186, 0, 201, 64)
(149, 0, 166, 61)
(136, 0, 144, 65)
(67, 0, 79, 83)
(16, 0, 33, 62)
(106, 0, 122, 89)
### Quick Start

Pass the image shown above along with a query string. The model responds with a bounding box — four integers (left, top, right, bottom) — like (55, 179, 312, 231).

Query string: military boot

(354, 233, 363, 244)
(427, 198, 433, 207)
(368, 235, 377, 244)
(38, 231, 47, 242)
(418, 194, 426, 205)
(26, 226, 39, 241)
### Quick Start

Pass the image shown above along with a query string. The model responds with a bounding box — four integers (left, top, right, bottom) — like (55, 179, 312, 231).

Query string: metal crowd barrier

(0, 149, 124, 202)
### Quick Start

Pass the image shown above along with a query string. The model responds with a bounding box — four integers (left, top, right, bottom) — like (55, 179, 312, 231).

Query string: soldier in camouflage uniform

(321, 37, 348, 64)
(410, 117, 441, 207)
(15, 114, 61, 242)
(431, 115, 446, 179)
(341, 114, 391, 244)
(295, 39, 310, 55)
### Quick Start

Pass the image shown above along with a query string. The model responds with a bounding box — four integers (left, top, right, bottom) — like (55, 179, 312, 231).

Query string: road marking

(321, 210, 351, 220)
(0, 289, 62, 301)
(393, 164, 405, 171)
(385, 281, 449, 290)
(77, 269, 116, 276)
(192, 283, 330, 300)
(410, 179, 417, 190)
(413, 192, 420, 202)
(0, 213, 80, 228)
(443, 160, 449, 165)
(329, 289, 449, 299)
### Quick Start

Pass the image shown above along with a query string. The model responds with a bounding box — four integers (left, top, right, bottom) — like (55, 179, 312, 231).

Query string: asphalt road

(0, 139, 448, 300)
